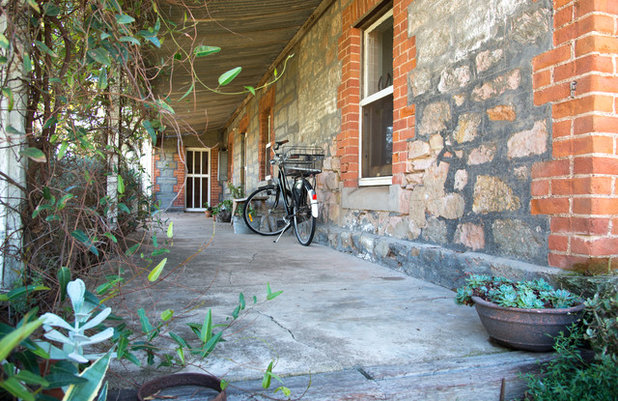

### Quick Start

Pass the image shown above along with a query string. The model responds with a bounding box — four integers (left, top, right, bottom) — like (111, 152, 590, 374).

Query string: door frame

(185, 147, 211, 211)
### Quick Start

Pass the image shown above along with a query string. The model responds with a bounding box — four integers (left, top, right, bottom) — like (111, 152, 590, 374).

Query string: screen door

(185, 148, 210, 210)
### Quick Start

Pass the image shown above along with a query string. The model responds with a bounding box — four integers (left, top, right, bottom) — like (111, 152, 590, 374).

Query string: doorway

(185, 148, 210, 210)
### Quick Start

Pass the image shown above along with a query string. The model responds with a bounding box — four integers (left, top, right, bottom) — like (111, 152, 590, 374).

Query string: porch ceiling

(154, 0, 325, 138)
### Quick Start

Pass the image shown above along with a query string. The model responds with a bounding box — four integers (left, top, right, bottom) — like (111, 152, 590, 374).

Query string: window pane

(202, 151, 209, 175)
(364, 16, 393, 98)
(195, 150, 201, 174)
(193, 177, 200, 209)
(187, 151, 194, 174)
(186, 176, 194, 208)
(362, 94, 393, 178)
(201, 177, 209, 207)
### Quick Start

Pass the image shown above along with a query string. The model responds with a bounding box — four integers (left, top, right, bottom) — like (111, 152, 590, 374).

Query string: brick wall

(531, 0, 618, 269)
(172, 148, 186, 208)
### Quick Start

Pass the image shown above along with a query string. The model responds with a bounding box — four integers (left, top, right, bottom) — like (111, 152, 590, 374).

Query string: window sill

(359, 176, 393, 187)
(342, 184, 403, 213)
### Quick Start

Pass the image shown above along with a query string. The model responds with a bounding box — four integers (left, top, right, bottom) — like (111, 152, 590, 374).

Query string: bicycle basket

(281, 146, 324, 175)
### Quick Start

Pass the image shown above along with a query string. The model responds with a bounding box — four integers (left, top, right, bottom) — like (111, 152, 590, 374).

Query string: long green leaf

(34, 40, 58, 58)
(88, 48, 111, 66)
(262, 361, 274, 389)
(13, 370, 49, 386)
(0, 377, 35, 401)
(62, 351, 113, 401)
(2, 87, 13, 111)
(0, 285, 49, 302)
(200, 310, 212, 343)
(178, 83, 194, 101)
(117, 174, 125, 194)
(137, 308, 153, 334)
(57, 267, 71, 302)
(166, 222, 173, 238)
(266, 282, 283, 300)
(118, 36, 140, 46)
(115, 14, 135, 24)
(0, 33, 9, 49)
(218, 67, 242, 86)
(21, 148, 46, 163)
(147, 258, 167, 282)
(194, 45, 220, 57)
(0, 319, 43, 362)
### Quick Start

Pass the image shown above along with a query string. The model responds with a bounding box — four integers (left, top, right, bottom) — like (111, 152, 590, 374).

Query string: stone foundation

(316, 225, 566, 289)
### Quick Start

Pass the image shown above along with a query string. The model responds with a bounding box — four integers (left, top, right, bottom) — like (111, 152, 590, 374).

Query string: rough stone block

(438, 65, 472, 93)
(507, 121, 548, 159)
(467, 144, 497, 165)
(408, 140, 431, 160)
(419, 101, 451, 136)
(492, 219, 545, 262)
(455, 223, 485, 250)
(476, 49, 503, 73)
(453, 113, 482, 143)
(454, 169, 469, 191)
(473, 176, 521, 214)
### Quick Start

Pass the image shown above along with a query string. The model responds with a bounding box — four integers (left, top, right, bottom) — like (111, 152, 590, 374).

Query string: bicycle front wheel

(244, 186, 287, 236)
(293, 182, 316, 246)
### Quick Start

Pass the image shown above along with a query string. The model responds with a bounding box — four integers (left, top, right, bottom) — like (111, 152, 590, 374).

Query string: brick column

(337, 0, 416, 187)
(531, 0, 618, 269)
(172, 147, 186, 208)
(210, 148, 222, 204)
(337, 4, 364, 188)
(392, 0, 416, 185)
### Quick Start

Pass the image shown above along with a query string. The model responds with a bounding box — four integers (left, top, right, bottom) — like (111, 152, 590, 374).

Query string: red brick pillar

(172, 147, 186, 208)
(337, 6, 363, 188)
(392, 0, 416, 185)
(531, 0, 618, 269)
(337, 0, 415, 187)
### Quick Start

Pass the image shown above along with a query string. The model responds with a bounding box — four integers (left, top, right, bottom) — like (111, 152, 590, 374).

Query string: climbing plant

(0, 0, 249, 317)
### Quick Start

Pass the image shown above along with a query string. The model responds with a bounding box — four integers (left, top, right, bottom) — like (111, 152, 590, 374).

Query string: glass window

(360, 11, 393, 181)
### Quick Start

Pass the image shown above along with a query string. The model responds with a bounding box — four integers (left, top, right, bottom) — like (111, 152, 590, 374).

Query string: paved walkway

(108, 213, 550, 400)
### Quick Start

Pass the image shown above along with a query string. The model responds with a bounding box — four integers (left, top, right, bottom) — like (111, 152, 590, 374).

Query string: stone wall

(222, 0, 617, 284)
(327, 0, 555, 267)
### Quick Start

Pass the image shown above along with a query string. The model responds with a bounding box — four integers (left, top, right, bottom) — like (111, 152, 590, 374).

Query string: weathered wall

(221, 0, 617, 284)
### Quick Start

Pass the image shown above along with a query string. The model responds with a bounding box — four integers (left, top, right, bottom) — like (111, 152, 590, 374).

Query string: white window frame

(358, 9, 394, 187)
(185, 147, 211, 211)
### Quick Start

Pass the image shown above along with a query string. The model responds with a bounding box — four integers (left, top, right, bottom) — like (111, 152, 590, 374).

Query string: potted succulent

(455, 275, 584, 351)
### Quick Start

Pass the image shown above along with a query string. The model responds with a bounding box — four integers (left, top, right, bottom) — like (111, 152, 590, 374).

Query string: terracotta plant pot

(138, 373, 226, 401)
(472, 296, 584, 352)
(204, 210, 212, 218)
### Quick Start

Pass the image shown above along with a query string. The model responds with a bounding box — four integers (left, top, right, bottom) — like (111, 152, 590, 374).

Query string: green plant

(455, 275, 580, 309)
(1, 279, 116, 401)
(37, 279, 114, 364)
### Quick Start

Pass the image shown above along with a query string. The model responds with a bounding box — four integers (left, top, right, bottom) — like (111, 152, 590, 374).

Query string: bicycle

(243, 140, 323, 246)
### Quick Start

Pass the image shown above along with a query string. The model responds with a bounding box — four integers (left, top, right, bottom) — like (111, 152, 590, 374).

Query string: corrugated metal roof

(154, 0, 327, 138)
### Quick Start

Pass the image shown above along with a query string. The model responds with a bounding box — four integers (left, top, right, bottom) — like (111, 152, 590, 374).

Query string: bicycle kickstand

(274, 219, 292, 243)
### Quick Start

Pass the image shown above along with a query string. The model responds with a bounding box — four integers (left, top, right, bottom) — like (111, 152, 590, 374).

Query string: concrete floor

(107, 213, 550, 400)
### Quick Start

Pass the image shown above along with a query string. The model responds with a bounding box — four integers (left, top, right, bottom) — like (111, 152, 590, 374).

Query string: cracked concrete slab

(106, 213, 551, 400)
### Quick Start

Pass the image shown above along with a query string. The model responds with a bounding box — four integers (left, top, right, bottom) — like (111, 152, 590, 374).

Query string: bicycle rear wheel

(244, 186, 287, 236)
(293, 183, 316, 246)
